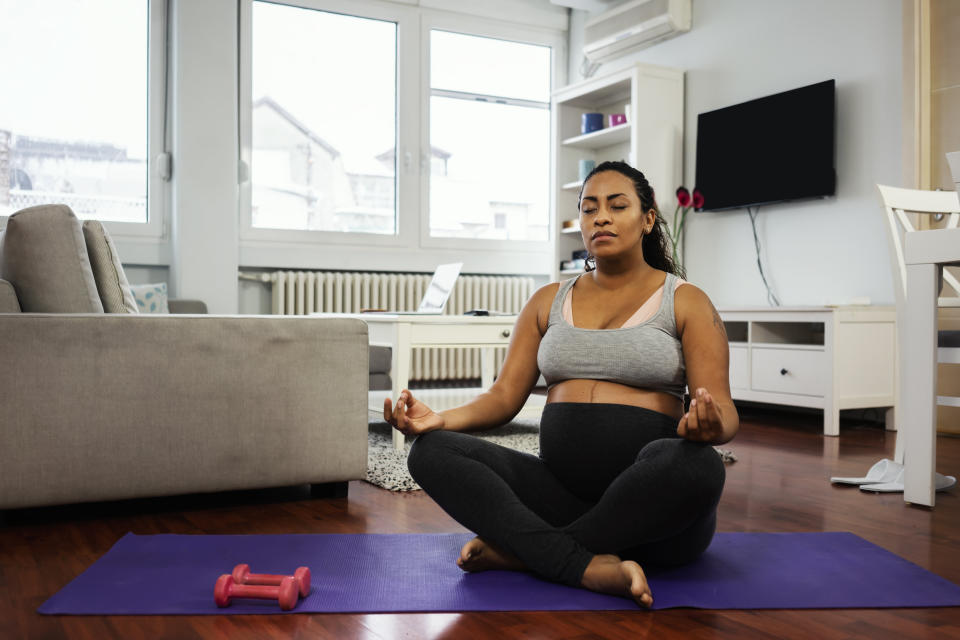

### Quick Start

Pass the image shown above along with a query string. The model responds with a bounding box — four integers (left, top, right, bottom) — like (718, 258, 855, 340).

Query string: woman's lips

(591, 232, 616, 240)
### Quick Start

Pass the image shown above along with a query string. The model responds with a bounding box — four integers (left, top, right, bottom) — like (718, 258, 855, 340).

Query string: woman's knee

(636, 438, 725, 493)
(407, 429, 456, 479)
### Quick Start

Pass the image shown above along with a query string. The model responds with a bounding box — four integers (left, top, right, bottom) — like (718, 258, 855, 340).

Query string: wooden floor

(3, 407, 960, 639)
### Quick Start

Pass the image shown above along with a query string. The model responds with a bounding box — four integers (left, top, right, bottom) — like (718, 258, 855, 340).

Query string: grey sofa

(0, 205, 369, 509)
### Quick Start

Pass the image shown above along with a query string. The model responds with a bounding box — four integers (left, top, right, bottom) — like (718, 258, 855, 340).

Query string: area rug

(38, 531, 960, 614)
(365, 420, 737, 491)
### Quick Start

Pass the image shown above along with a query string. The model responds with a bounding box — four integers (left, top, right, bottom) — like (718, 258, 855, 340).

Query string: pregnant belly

(546, 379, 684, 420)
(537, 401, 681, 502)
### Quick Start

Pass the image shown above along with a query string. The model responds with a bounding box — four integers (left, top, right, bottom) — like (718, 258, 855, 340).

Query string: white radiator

(267, 271, 535, 382)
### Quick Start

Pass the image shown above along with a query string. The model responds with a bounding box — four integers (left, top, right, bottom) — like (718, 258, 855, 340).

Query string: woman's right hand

(383, 389, 445, 436)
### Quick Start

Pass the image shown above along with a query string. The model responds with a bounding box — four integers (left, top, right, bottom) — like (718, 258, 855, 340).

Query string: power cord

(747, 206, 780, 306)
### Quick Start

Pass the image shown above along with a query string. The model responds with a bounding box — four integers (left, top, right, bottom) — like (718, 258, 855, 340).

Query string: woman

(383, 161, 738, 607)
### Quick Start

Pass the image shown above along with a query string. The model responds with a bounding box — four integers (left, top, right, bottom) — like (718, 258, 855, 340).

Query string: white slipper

(859, 468, 958, 493)
(831, 459, 903, 485)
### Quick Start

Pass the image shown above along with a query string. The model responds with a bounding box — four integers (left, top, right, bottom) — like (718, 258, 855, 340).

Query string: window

(0, 0, 156, 225)
(240, 0, 563, 273)
(428, 30, 551, 242)
(250, 1, 397, 234)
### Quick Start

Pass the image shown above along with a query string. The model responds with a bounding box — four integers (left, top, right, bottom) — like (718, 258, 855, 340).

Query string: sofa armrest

(0, 279, 21, 313)
(0, 314, 369, 509)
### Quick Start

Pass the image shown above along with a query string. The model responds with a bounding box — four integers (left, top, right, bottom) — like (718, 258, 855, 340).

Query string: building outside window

(428, 30, 551, 242)
(0, 0, 152, 224)
(250, 1, 397, 234)
(247, 2, 554, 250)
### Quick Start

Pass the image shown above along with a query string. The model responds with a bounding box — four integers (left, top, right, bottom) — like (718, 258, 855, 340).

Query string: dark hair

(577, 160, 685, 279)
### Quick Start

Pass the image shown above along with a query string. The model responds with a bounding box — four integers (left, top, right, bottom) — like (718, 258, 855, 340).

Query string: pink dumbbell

(214, 574, 299, 610)
(231, 563, 311, 597)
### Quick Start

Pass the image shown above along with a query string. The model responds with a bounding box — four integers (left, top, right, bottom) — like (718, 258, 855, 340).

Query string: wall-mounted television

(694, 79, 836, 211)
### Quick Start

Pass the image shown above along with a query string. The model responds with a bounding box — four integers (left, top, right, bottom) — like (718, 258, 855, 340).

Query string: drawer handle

(780, 368, 788, 376)
(501, 329, 511, 338)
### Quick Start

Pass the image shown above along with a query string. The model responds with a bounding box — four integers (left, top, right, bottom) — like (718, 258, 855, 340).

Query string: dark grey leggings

(407, 402, 725, 587)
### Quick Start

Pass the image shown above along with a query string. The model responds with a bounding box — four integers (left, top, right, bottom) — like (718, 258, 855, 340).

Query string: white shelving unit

(719, 306, 897, 436)
(551, 63, 684, 280)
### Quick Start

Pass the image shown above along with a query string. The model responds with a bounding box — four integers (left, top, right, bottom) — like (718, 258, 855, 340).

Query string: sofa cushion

(369, 373, 392, 391)
(0, 204, 103, 312)
(369, 344, 392, 374)
(0, 279, 21, 313)
(82, 220, 138, 314)
(130, 282, 170, 314)
(168, 299, 208, 314)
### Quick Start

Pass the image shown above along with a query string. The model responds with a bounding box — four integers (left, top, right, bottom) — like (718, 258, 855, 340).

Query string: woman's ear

(645, 209, 657, 233)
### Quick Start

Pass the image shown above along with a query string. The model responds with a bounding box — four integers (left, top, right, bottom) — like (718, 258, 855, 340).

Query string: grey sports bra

(536, 272, 687, 398)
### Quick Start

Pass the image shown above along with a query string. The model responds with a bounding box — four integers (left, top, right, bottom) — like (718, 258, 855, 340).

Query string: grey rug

(365, 421, 736, 492)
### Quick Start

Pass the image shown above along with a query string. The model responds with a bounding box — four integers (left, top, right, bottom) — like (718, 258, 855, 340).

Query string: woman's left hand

(677, 387, 726, 443)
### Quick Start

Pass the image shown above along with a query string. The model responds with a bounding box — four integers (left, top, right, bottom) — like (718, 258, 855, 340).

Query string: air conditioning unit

(583, 0, 691, 64)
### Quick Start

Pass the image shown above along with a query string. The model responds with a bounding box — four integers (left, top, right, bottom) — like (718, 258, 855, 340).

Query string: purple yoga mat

(38, 532, 960, 614)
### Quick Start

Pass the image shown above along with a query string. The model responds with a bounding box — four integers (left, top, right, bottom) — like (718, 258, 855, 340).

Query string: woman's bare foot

(580, 554, 653, 608)
(457, 537, 527, 573)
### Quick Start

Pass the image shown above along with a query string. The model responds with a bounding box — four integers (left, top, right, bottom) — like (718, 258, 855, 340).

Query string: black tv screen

(694, 79, 836, 211)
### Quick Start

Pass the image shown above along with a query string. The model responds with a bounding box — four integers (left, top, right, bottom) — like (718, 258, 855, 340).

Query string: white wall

(569, 0, 903, 307)
(169, 0, 240, 314)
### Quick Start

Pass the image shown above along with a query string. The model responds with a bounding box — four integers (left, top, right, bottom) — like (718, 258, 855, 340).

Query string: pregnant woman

(383, 161, 737, 607)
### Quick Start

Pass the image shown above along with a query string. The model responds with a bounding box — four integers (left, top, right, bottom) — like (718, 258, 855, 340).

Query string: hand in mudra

(383, 390, 445, 436)
(677, 387, 725, 443)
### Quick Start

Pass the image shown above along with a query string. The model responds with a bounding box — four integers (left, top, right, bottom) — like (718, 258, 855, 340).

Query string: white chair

(878, 184, 960, 507)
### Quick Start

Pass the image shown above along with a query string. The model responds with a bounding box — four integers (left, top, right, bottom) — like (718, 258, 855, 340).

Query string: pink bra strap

(563, 278, 687, 328)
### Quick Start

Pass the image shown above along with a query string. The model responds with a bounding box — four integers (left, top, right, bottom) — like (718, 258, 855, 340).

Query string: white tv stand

(718, 306, 896, 436)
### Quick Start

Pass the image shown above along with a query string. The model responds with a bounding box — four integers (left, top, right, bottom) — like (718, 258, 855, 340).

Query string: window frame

(0, 0, 168, 261)
(238, 0, 417, 251)
(419, 13, 562, 254)
(238, 0, 566, 274)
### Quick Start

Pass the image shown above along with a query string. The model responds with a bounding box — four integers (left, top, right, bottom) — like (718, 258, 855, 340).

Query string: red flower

(676, 186, 691, 207)
(692, 189, 704, 209)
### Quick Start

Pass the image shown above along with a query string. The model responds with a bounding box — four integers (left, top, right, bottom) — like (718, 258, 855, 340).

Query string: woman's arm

(674, 284, 740, 445)
(384, 283, 557, 435)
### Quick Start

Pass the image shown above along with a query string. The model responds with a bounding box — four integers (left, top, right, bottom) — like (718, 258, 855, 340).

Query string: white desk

(317, 313, 537, 449)
(902, 227, 960, 506)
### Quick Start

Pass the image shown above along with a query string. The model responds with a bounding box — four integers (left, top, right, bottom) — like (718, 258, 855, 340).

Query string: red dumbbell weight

(232, 563, 311, 597)
(214, 574, 299, 611)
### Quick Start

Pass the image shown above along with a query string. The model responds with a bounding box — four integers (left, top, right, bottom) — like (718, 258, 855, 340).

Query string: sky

(0, 0, 148, 158)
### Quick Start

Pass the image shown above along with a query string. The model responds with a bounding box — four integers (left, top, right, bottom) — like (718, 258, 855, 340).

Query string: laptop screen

(418, 262, 462, 312)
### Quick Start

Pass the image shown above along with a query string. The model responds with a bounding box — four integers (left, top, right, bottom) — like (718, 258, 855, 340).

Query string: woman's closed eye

(581, 205, 627, 214)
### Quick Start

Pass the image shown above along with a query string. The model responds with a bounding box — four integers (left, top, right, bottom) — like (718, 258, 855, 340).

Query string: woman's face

(579, 170, 655, 261)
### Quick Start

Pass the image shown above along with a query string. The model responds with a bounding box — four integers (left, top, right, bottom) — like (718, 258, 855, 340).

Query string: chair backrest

(877, 184, 960, 307)
(948, 151, 960, 191)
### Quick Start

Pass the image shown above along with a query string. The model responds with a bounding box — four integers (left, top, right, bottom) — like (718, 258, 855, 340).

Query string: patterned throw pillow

(129, 283, 170, 314)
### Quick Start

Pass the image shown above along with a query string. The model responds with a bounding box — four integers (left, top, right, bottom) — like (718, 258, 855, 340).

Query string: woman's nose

(594, 208, 612, 223)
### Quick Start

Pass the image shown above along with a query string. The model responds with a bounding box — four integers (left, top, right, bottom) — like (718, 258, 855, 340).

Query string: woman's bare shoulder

(524, 281, 565, 334)
(674, 281, 721, 332)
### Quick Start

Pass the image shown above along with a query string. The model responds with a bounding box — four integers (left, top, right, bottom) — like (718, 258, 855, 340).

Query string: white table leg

(391, 323, 412, 451)
(480, 347, 495, 390)
(892, 293, 906, 462)
(903, 262, 938, 507)
(823, 405, 839, 437)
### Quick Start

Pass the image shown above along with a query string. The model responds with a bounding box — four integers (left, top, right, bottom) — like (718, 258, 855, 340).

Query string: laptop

(364, 262, 462, 315)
